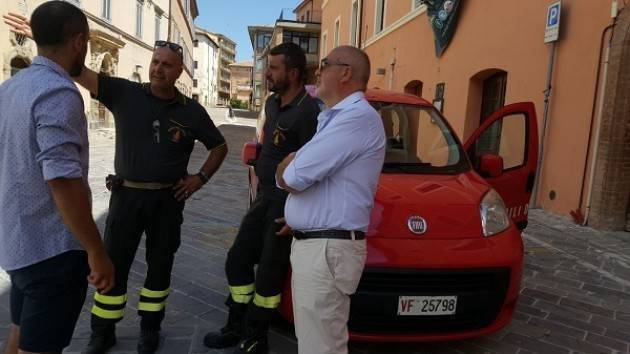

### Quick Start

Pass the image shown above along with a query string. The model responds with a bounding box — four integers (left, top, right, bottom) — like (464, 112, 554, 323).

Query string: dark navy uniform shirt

(255, 88, 320, 200)
(96, 74, 225, 182)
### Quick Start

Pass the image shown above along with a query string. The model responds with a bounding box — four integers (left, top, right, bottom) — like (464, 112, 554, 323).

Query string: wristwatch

(197, 170, 209, 184)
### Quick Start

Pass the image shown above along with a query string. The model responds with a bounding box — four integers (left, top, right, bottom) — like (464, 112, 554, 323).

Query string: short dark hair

(31, 1, 88, 47)
(269, 42, 307, 83)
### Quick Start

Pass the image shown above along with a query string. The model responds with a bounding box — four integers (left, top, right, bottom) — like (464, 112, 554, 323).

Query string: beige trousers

(290, 238, 367, 354)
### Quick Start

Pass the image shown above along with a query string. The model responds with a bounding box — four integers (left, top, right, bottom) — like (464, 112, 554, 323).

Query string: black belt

(292, 230, 366, 240)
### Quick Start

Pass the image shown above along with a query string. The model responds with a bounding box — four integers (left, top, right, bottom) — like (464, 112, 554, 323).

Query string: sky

(195, 0, 302, 63)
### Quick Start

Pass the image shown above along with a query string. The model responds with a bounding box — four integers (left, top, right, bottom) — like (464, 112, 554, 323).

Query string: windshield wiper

(383, 162, 432, 167)
(382, 162, 433, 173)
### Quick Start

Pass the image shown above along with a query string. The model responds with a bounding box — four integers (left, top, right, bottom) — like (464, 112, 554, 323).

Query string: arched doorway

(463, 68, 508, 141)
(10, 56, 30, 76)
(404, 80, 423, 97)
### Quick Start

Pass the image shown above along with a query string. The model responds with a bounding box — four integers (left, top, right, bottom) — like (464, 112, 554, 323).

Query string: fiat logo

(407, 216, 427, 235)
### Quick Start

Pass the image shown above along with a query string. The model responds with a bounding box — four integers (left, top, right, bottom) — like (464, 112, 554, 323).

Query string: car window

(474, 113, 526, 170)
(374, 103, 469, 174)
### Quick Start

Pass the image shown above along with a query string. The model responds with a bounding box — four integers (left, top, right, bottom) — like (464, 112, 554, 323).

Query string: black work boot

(83, 325, 116, 354)
(137, 329, 160, 354)
(233, 333, 268, 354)
(233, 304, 270, 354)
(203, 302, 248, 348)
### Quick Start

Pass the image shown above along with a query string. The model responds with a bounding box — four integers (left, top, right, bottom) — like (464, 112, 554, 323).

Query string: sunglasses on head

(155, 40, 183, 57)
(320, 57, 351, 71)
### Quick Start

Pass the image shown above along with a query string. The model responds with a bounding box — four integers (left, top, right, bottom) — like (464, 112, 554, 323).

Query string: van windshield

(372, 102, 470, 174)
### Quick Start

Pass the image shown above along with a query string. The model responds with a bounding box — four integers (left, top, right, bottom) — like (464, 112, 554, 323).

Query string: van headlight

(480, 189, 510, 237)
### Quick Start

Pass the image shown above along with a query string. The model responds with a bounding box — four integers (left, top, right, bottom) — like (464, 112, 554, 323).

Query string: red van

(241, 88, 538, 342)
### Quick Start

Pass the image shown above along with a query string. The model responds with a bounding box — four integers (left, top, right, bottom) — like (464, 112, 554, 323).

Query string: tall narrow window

(101, 0, 111, 20)
(155, 13, 161, 41)
(375, 0, 385, 34)
(306, 10, 310, 21)
(350, 0, 359, 46)
(136, 1, 143, 38)
(334, 18, 340, 48)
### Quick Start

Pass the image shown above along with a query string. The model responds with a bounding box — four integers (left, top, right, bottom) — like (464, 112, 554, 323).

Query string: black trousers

(225, 193, 291, 328)
(9, 251, 89, 352)
(91, 187, 184, 331)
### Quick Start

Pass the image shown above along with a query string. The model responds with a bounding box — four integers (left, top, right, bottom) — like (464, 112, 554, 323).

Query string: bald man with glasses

(276, 46, 386, 354)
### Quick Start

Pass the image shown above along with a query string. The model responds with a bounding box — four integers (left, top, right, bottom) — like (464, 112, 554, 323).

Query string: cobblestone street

(1, 113, 629, 354)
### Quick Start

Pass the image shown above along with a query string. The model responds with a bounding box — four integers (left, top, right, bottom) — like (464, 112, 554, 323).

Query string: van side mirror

(242, 141, 261, 166)
(479, 154, 504, 178)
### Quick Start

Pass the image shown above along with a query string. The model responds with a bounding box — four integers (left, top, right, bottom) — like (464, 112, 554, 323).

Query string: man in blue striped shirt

(0, 2, 114, 353)
(276, 46, 386, 354)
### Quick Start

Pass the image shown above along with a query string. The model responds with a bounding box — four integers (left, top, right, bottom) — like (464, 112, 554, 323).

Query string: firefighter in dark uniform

(77, 42, 228, 354)
(204, 43, 320, 353)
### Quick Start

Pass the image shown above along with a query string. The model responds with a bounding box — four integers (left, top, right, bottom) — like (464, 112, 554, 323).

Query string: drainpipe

(580, 20, 617, 225)
(531, 39, 557, 208)
(358, 0, 364, 47)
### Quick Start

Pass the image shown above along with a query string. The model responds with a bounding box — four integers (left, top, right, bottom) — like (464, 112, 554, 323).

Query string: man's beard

(269, 76, 289, 94)
(69, 58, 84, 77)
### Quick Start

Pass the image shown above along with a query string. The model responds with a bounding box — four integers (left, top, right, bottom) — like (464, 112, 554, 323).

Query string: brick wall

(589, 8, 630, 231)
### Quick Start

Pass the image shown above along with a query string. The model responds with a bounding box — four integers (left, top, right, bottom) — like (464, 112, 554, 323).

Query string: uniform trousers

(290, 238, 367, 354)
(90, 186, 184, 331)
(225, 193, 290, 326)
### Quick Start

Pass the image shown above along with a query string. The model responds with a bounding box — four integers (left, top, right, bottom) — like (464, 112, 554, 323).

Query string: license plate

(397, 295, 457, 316)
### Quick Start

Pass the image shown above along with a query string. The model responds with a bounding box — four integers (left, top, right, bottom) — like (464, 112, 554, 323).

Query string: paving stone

(535, 300, 591, 322)
(156, 338, 192, 353)
(583, 284, 630, 302)
(541, 332, 613, 354)
(522, 287, 562, 304)
(546, 313, 606, 335)
(503, 333, 569, 354)
(516, 304, 549, 319)
(585, 332, 630, 352)
(527, 317, 586, 339)
(559, 298, 616, 318)
(471, 337, 521, 354)
(603, 328, 630, 343)
(591, 314, 630, 334)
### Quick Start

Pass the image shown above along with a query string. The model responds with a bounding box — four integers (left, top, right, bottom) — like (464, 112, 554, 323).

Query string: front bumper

(348, 228, 523, 342)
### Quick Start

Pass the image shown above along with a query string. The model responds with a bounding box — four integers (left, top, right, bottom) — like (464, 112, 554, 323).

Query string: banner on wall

(425, 0, 462, 57)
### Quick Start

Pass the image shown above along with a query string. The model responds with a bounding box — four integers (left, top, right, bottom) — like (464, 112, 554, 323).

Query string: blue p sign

(548, 4, 560, 26)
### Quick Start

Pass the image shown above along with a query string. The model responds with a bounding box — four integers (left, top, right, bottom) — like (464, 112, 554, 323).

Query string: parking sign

(545, 1, 561, 43)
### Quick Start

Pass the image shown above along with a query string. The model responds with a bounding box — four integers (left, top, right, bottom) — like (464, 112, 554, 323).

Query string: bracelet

(197, 171, 209, 184)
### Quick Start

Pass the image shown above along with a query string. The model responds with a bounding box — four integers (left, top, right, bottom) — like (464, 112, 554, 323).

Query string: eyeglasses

(155, 40, 183, 57)
(319, 57, 351, 71)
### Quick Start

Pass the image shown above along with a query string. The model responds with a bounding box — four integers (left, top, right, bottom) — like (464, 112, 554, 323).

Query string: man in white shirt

(276, 46, 386, 354)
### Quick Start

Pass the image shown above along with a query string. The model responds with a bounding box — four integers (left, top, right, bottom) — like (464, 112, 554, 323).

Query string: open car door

(464, 102, 539, 230)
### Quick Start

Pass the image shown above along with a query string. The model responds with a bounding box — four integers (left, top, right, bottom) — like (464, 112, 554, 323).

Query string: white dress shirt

(282, 91, 386, 232)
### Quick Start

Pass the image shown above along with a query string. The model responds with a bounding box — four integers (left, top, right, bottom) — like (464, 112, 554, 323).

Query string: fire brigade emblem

(407, 216, 427, 235)
(168, 119, 188, 143)
(273, 127, 287, 147)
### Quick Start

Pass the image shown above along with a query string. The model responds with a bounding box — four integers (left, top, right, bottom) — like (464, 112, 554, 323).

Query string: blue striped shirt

(0, 56, 87, 271)
(282, 91, 386, 232)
